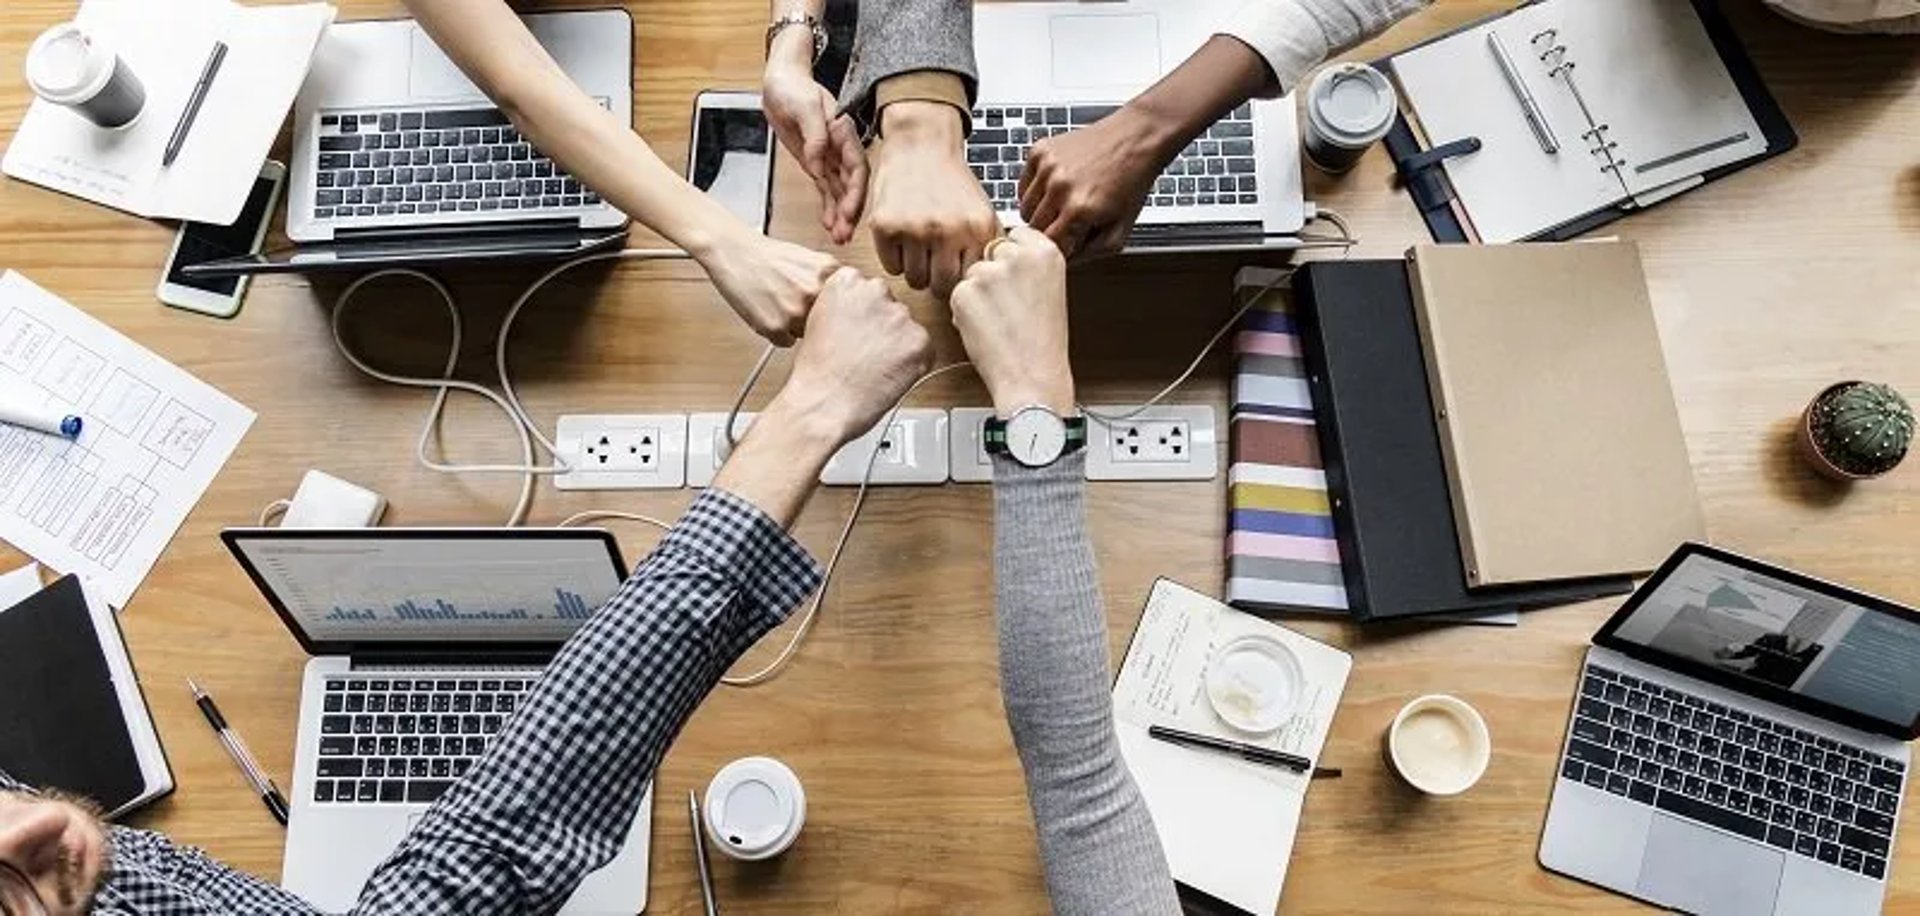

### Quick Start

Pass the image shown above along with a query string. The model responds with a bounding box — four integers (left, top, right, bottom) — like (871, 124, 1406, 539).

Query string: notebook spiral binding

(1530, 28, 1630, 188)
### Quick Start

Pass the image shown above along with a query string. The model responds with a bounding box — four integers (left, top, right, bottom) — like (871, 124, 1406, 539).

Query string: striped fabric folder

(1225, 268, 1348, 613)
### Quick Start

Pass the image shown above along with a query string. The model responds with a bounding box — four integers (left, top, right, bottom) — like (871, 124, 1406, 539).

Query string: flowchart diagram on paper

(0, 271, 253, 607)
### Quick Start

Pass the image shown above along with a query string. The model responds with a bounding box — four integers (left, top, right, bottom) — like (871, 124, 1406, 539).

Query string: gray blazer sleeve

(838, 0, 978, 130)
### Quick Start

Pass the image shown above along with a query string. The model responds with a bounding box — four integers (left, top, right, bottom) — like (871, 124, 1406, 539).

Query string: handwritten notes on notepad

(0, 272, 253, 607)
(1113, 579, 1352, 915)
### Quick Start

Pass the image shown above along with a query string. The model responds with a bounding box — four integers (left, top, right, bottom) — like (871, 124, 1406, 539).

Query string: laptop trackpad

(1049, 14, 1160, 90)
(1636, 815, 1783, 916)
(408, 26, 484, 99)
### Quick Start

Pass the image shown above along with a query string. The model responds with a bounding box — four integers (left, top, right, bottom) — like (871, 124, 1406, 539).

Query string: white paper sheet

(1113, 579, 1352, 915)
(0, 271, 253, 607)
(1, 0, 334, 223)
(0, 563, 43, 609)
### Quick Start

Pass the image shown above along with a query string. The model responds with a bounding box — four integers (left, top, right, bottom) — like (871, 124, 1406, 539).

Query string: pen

(689, 791, 720, 916)
(1488, 32, 1558, 155)
(0, 398, 82, 439)
(163, 42, 228, 167)
(187, 679, 290, 826)
(1147, 724, 1313, 773)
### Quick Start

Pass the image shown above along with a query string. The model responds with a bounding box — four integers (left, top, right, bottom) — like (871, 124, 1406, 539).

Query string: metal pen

(187, 679, 290, 825)
(1489, 32, 1558, 155)
(689, 791, 720, 916)
(162, 42, 228, 167)
(1147, 725, 1313, 773)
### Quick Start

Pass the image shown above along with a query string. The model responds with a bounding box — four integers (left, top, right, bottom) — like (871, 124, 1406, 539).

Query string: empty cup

(24, 23, 146, 130)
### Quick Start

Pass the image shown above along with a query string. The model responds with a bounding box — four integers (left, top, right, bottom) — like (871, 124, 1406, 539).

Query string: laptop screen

(1599, 546, 1920, 738)
(223, 529, 628, 655)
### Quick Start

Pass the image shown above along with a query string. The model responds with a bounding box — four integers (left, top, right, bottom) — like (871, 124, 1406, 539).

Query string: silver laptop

(1542, 543, 1913, 915)
(187, 11, 632, 277)
(970, 0, 1307, 254)
(222, 527, 651, 914)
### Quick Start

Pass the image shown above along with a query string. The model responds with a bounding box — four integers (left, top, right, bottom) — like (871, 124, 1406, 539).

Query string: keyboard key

(356, 780, 378, 803)
(1854, 806, 1894, 835)
(465, 737, 485, 756)
(1045, 108, 1068, 125)
(1221, 139, 1254, 157)
(407, 780, 454, 803)
(1629, 780, 1657, 804)
(314, 780, 334, 803)
(1865, 855, 1887, 879)
(1069, 105, 1117, 124)
(1841, 847, 1864, 872)
(381, 779, 406, 803)
(1868, 766, 1901, 791)
(1656, 790, 1766, 841)
(1794, 811, 1817, 833)
(1818, 842, 1841, 865)
(319, 736, 354, 756)
(454, 758, 473, 777)
(322, 715, 351, 734)
(1230, 103, 1252, 120)
(425, 109, 509, 130)
(1841, 824, 1890, 857)
(1631, 713, 1655, 734)
(1563, 759, 1585, 781)
(366, 759, 386, 778)
(1572, 715, 1610, 745)
(409, 758, 429, 778)
(320, 135, 362, 152)
(1583, 766, 1608, 790)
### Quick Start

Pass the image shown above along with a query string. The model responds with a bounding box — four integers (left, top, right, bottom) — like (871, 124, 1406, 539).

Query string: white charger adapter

(280, 470, 387, 528)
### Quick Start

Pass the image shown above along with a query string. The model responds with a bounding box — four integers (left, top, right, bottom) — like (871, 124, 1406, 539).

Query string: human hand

(867, 101, 1000, 297)
(763, 38, 866, 244)
(767, 267, 935, 444)
(948, 227, 1074, 415)
(1019, 105, 1174, 260)
(697, 232, 840, 347)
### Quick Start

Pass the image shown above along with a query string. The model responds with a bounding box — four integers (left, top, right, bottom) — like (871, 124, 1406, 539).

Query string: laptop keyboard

(313, 677, 532, 805)
(1562, 663, 1904, 880)
(965, 103, 1259, 212)
(311, 107, 602, 221)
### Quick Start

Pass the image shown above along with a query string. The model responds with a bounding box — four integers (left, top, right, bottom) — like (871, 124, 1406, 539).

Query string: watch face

(1005, 409, 1068, 467)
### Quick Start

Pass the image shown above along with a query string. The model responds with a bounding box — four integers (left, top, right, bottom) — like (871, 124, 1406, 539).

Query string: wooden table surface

(2, 1, 1917, 912)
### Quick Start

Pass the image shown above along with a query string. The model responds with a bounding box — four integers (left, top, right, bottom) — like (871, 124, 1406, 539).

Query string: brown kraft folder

(1406, 241, 1706, 587)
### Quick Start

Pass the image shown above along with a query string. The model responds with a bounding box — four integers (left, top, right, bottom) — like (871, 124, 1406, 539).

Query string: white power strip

(819, 409, 949, 485)
(553, 414, 689, 490)
(1083, 405, 1220, 481)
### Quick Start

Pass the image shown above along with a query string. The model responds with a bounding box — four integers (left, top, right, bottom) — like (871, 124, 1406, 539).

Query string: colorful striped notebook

(1225, 268, 1348, 613)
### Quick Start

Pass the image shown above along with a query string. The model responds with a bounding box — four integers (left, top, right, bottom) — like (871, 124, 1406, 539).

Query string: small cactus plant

(1801, 382, 1913, 480)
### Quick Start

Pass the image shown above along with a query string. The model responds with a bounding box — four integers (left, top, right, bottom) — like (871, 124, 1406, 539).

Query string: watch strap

(765, 13, 827, 61)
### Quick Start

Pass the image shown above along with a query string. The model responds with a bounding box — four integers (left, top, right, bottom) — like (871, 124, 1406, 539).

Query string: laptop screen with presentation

(222, 528, 628, 656)
(1596, 543, 1920, 740)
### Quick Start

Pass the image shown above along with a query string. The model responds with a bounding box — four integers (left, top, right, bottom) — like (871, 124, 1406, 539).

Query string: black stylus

(1147, 724, 1313, 772)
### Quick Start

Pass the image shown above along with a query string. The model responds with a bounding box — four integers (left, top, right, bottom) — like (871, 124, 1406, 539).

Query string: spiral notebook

(1386, 0, 1792, 244)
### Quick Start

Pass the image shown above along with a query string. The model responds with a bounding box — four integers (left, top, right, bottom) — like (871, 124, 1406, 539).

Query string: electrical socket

(1083, 405, 1219, 481)
(948, 407, 996, 483)
(686, 412, 756, 488)
(553, 414, 688, 490)
(820, 409, 949, 486)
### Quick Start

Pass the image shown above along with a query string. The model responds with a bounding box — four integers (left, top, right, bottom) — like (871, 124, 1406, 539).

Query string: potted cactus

(1800, 381, 1914, 480)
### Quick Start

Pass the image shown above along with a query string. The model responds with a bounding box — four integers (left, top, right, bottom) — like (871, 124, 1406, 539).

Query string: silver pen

(689, 791, 720, 916)
(1489, 32, 1558, 154)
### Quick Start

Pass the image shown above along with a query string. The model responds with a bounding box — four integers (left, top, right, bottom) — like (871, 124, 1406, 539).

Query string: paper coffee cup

(25, 23, 146, 130)
(704, 756, 806, 861)
(1302, 62, 1396, 174)
(1384, 694, 1491, 795)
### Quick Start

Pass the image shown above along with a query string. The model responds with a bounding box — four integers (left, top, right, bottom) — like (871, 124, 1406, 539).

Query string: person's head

(0, 790, 108, 916)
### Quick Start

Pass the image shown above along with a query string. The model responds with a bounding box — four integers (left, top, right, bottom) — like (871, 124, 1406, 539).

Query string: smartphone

(688, 91, 775, 233)
(157, 160, 286, 318)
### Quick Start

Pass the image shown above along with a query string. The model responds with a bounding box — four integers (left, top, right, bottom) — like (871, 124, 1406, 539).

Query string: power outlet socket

(554, 414, 688, 490)
(1084, 405, 1219, 481)
(686, 412, 756, 488)
(948, 407, 996, 483)
(820, 409, 949, 486)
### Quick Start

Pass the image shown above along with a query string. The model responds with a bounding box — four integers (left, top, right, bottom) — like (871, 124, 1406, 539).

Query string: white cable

(721, 361, 974, 687)
(557, 508, 676, 533)
(259, 499, 291, 526)
(723, 345, 780, 454)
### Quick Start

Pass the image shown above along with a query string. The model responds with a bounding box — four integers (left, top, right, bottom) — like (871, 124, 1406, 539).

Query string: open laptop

(185, 11, 632, 278)
(1542, 543, 1914, 915)
(221, 527, 651, 914)
(970, 0, 1307, 254)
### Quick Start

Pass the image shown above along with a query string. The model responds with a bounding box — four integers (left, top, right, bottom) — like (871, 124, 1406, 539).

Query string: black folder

(0, 575, 171, 815)
(1292, 260, 1635, 621)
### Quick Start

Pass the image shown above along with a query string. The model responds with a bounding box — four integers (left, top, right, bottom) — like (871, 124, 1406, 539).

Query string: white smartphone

(157, 160, 286, 318)
(688, 91, 775, 233)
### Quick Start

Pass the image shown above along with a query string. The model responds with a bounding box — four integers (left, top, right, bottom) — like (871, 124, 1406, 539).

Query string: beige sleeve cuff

(874, 71, 974, 136)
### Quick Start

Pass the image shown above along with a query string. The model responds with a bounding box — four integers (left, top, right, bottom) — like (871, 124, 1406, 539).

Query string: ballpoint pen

(188, 679, 290, 825)
(1147, 724, 1314, 773)
(163, 42, 227, 167)
(1489, 32, 1559, 155)
(689, 791, 720, 916)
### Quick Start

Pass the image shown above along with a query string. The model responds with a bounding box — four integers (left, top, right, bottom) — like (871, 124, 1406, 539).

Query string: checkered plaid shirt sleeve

(2, 487, 821, 915)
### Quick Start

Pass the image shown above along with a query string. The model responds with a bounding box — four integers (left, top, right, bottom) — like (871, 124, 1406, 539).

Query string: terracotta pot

(1799, 382, 1885, 481)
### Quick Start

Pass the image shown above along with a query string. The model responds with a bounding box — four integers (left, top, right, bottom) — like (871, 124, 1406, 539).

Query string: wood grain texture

(1, 1, 1917, 912)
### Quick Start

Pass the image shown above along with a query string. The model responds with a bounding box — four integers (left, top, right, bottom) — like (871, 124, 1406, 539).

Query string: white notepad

(1392, 0, 1767, 243)
(2, 0, 334, 224)
(1113, 579, 1352, 915)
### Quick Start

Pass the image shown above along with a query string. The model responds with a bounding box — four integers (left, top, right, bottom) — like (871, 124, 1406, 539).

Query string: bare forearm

(404, 0, 747, 257)
(712, 395, 843, 528)
(1124, 35, 1273, 161)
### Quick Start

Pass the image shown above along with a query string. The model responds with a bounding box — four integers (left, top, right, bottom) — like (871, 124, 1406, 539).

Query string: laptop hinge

(332, 218, 582, 241)
(351, 650, 555, 669)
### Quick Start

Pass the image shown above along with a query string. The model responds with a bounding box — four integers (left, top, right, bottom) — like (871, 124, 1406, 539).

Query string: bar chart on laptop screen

(235, 536, 625, 641)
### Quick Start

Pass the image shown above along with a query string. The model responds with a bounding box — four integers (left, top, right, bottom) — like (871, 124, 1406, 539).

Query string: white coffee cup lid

(1205, 633, 1303, 734)
(26, 24, 115, 105)
(705, 756, 806, 860)
(1307, 62, 1397, 146)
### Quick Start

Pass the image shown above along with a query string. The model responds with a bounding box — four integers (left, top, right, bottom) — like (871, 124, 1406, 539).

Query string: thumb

(797, 101, 833, 181)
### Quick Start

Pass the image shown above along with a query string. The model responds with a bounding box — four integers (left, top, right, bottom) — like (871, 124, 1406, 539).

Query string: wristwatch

(765, 13, 828, 62)
(985, 406, 1087, 468)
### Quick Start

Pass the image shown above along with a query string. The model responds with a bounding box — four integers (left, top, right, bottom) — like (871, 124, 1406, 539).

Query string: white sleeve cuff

(1216, 0, 1432, 94)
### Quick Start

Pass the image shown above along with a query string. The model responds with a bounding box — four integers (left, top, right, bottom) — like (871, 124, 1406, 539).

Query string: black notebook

(0, 575, 172, 816)
(1291, 260, 1635, 621)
